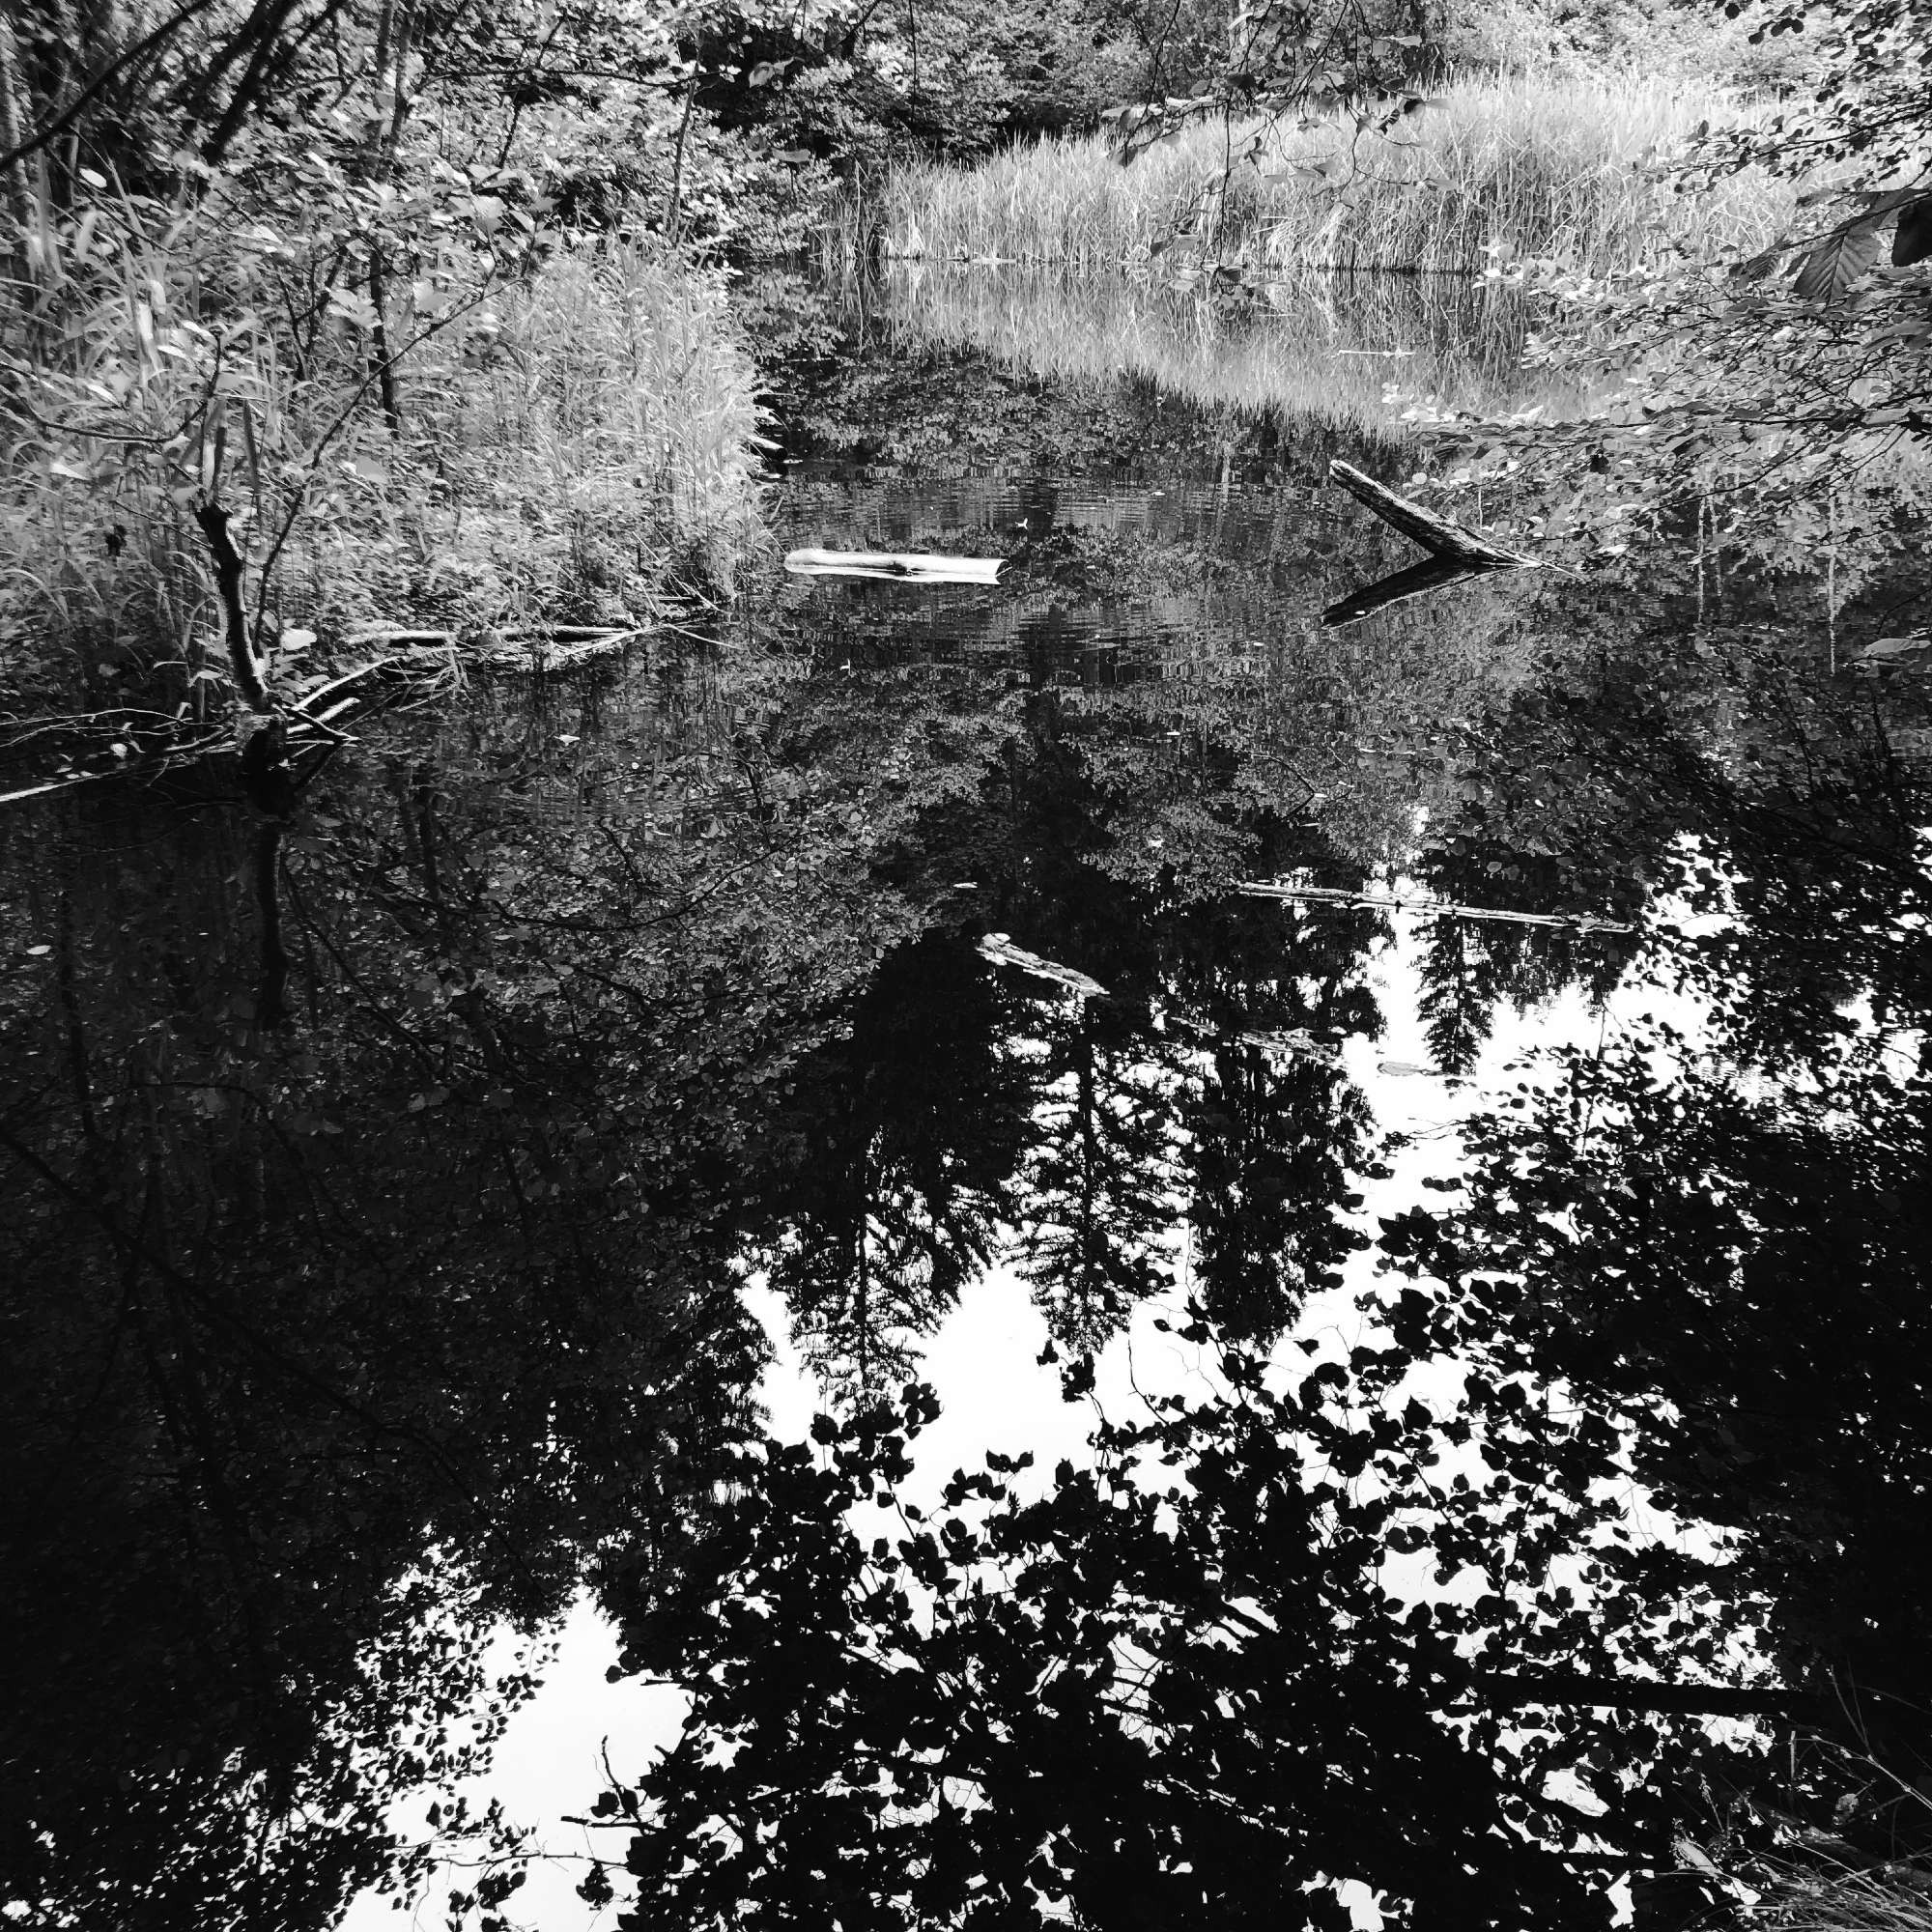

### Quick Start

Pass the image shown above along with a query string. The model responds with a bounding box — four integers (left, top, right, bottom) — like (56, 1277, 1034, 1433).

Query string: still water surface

(4, 269, 1930, 1930)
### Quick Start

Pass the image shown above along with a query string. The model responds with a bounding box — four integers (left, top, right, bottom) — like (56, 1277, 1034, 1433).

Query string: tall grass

(298, 244, 767, 639)
(868, 263, 1578, 433)
(878, 71, 1792, 277)
(0, 212, 764, 711)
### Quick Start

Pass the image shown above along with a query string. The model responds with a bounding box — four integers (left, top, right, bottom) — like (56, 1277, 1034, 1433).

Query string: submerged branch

(1238, 881, 1634, 935)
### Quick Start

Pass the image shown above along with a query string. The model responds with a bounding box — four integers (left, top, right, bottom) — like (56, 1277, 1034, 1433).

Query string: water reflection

(4, 284, 1932, 1928)
(849, 263, 1573, 432)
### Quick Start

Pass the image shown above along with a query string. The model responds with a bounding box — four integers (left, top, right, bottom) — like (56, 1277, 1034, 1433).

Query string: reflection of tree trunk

(413, 765, 508, 1073)
(1075, 1031, 1097, 1283)
(56, 890, 97, 1136)
(1322, 554, 1497, 629)
(255, 821, 290, 1030)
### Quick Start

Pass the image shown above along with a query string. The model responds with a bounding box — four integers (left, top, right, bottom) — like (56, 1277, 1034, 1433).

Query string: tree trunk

(0, 12, 32, 238)
(1329, 459, 1536, 569)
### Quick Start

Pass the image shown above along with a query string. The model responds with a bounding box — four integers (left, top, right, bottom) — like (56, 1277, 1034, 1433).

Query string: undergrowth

(0, 207, 763, 716)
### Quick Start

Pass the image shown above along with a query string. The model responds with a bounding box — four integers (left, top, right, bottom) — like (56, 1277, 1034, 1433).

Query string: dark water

(5, 273, 1932, 1931)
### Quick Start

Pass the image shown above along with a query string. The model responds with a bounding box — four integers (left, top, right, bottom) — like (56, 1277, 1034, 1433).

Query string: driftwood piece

(784, 549, 1004, 585)
(1238, 880, 1633, 936)
(977, 932, 1107, 998)
(1327, 460, 1536, 570)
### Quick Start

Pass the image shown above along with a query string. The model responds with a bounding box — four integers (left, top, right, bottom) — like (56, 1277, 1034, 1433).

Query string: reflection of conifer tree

(1166, 886, 1383, 1342)
(1416, 918, 1492, 1075)
(1013, 1009, 1184, 1354)
(756, 932, 1029, 1402)
(1184, 1041, 1376, 1340)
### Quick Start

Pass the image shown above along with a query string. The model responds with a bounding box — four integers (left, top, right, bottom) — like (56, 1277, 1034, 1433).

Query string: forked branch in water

(1323, 459, 1538, 628)
(1327, 460, 1536, 570)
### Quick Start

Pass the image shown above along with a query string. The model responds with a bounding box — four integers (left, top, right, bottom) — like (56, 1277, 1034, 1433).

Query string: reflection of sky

(345, 906, 1719, 1932)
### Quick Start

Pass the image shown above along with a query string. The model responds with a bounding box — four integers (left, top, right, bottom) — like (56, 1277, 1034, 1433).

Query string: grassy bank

(876, 71, 1791, 276)
(0, 230, 763, 716)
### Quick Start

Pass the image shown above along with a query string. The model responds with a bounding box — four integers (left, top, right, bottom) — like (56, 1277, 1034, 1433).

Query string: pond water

(4, 267, 1931, 1931)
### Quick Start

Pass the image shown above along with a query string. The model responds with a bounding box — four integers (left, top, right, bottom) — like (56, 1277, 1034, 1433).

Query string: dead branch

(1328, 460, 1537, 570)
(192, 499, 273, 711)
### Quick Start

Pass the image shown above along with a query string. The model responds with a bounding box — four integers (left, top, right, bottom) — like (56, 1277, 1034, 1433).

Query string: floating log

(784, 549, 1004, 585)
(977, 932, 1107, 998)
(1238, 880, 1633, 936)
(1328, 460, 1536, 570)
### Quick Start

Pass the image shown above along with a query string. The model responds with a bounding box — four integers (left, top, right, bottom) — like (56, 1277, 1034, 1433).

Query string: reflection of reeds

(881, 72, 1790, 276)
(872, 264, 1573, 433)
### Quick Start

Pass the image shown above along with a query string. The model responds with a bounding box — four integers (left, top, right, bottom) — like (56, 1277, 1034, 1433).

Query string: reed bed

(0, 227, 764, 707)
(872, 264, 1583, 434)
(337, 244, 767, 634)
(878, 71, 1792, 277)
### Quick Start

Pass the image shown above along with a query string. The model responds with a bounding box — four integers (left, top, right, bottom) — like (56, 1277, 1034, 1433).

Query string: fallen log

(1238, 879, 1633, 935)
(784, 548, 1004, 585)
(293, 625, 650, 724)
(977, 932, 1107, 998)
(1328, 460, 1536, 568)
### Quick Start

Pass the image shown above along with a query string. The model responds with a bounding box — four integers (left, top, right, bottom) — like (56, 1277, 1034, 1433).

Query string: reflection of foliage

(1377, 1022, 1932, 1851)
(0, 639, 946, 1926)
(610, 1362, 1809, 1932)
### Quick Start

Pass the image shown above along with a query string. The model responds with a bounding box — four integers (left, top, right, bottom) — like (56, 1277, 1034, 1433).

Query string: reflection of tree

(610, 1373, 1808, 1932)
(753, 932, 1028, 1404)
(1014, 1006, 1182, 1353)
(1167, 884, 1383, 1341)
(0, 642, 949, 1929)
(1411, 612, 1927, 1076)
(1370, 1001, 1932, 1878)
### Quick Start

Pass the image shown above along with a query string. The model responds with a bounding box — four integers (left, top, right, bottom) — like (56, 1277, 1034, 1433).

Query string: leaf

(1892, 197, 1932, 268)
(1853, 633, 1932, 663)
(1792, 223, 1881, 301)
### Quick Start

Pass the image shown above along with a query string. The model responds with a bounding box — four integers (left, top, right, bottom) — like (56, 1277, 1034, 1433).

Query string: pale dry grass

(0, 214, 764, 704)
(881, 71, 1793, 277)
